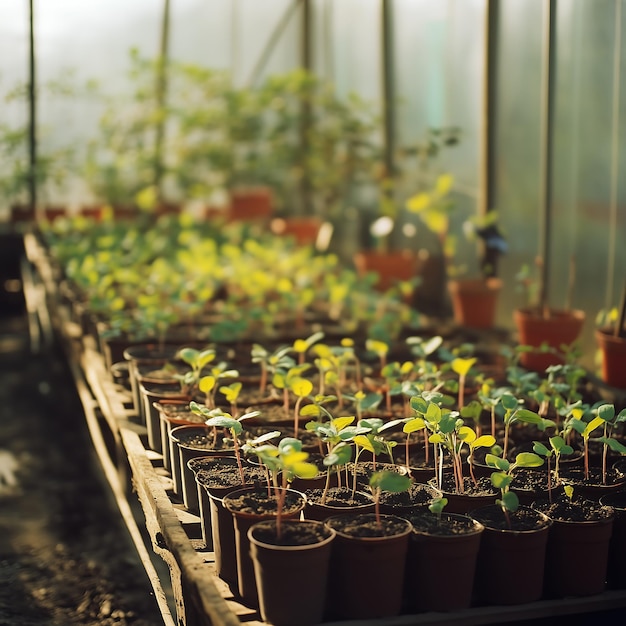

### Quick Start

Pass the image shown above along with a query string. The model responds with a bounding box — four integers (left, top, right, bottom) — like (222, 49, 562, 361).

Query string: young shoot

(486, 452, 544, 529)
(250, 437, 318, 539)
(369, 470, 412, 530)
(428, 496, 449, 526)
(451, 357, 477, 410)
(189, 402, 260, 486)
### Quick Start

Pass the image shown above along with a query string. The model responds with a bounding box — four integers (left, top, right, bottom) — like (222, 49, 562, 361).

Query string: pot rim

(248, 519, 336, 551)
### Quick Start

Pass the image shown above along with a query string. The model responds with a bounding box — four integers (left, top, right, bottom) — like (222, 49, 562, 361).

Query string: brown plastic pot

(248, 520, 335, 626)
(324, 513, 412, 620)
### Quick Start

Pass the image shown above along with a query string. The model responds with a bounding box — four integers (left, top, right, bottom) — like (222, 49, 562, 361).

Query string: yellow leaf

(354, 435, 374, 453)
(291, 378, 313, 397)
(332, 416, 355, 432)
(199, 376, 216, 393)
(436, 173, 454, 195)
(451, 357, 477, 377)
(406, 192, 431, 213)
(457, 426, 476, 443)
(422, 209, 449, 236)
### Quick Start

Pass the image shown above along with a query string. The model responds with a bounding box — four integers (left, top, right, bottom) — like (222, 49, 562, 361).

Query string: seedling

(189, 402, 260, 486)
(499, 392, 553, 459)
(533, 436, 573, 501)
(249, 437, 318, 538)
(451, 357, 477, 410)
(591, 403, 626, 484)
(369, 470, 412, 530)
(305, 415, 368, 503)
(486, 452, 544, 529)
(429, 496, 449, 526)
(292, 331, 325, 365)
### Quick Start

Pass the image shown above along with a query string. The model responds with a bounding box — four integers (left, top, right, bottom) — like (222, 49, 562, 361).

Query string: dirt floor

(0, 309, 165, 626)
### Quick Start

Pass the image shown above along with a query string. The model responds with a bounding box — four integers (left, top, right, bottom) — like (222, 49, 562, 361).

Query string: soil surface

(0, 312, 165, 626)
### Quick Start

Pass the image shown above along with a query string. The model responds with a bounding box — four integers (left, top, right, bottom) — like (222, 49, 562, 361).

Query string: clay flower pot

(513, 307, 585, 372)
(448, 277, 502, 329)
(595, 327, 626, 389)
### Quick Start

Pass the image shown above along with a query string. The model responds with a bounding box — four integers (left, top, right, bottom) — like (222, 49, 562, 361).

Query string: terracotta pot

(248, 520, 335, 626)
(227, 187, 273, 222)
(270, 216, 324, 247)
(324, 513, 412, 620)
(595, 327, 626, 389)
(470, 505, 552, 605)
(600, 492, 626, 589)
(513, 307, 585, 372)
(224, 487, 307, 608)
(448, 277, 502, 329)
(353, 250, 420, 293)
(404, 511, 484, 612)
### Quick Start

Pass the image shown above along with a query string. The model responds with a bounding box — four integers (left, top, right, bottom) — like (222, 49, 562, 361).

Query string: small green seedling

(429, 496, 449, 526)
(486, 451, 544, 529)
(369, 470, 412, 530)
(189, 402, 260, 486)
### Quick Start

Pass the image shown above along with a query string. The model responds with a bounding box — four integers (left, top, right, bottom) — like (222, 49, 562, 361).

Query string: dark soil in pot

(404, 509, 483, 535)
(470, 504, 551, 531)
(304, 486, 373, 508)
(559, 466, 626, 500)
(193, 458, 267, 491)
(532, 491, 614, 522)
(347, 461, 407, 486)
(325, 512, 409, 538)
(224, 489, 305, 516)
(378, 480, 439, 513)
(250, 519, 332, 546)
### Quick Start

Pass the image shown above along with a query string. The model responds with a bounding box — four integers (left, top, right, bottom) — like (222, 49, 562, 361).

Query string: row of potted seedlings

(119, 335, 626, 624)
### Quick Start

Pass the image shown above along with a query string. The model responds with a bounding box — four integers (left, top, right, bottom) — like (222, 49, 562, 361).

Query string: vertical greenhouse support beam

(154, 0, 171, 201)
(538, 0, 557, 315)
(480, 0, 499, 219)
(27, 0, 37, 217)
(606, 0, 622, 311)
(300, 0, 314, 216)
(381, 0, 395, 181)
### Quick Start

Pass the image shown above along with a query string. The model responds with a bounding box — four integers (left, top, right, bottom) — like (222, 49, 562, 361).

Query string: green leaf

(472, 435, 496, 450)
(205, 415, 241, 433)
(501, 393, 519, 411)
(369, 470, 411, 493)
(404, 417, 426, 433)
(501, 490, 519, 513)
(514, 452, 544, 468)
(597, 403, 616, 423)
(533, 441, 550, 457)
(485, 453, 509, 471)
(491, 471, 512, 490)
